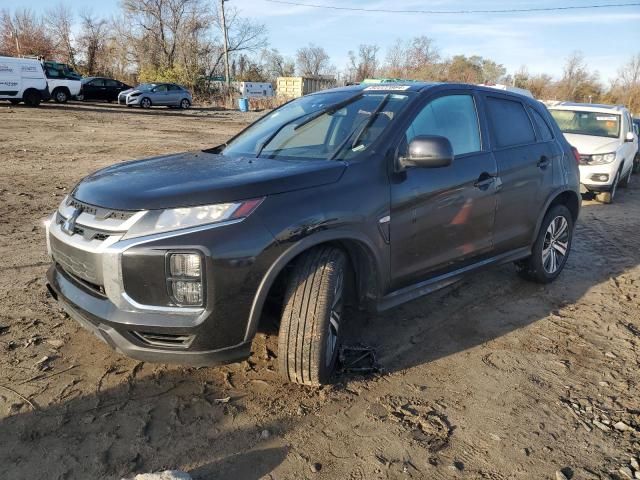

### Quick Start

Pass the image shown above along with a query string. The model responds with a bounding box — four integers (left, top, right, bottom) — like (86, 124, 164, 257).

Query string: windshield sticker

(596, 116, 617, 121)
(364, 85, 410, 91)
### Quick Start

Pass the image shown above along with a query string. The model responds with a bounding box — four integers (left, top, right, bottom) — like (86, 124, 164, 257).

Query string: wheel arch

(243, 231, 384, 343)
(532, 189, 580, 244)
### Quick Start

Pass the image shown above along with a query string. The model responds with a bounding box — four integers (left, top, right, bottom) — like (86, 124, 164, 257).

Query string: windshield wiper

(255, 92, 364, 158)
(329, 94, 390, 160)
(293, 92, 364, 131)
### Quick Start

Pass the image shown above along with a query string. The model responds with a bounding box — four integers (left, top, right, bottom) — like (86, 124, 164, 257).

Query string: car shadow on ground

(0, 367, 291, 479)
(340, 185, 640, 379)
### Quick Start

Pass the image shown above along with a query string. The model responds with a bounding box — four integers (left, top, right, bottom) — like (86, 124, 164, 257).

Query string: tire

(23, 90, 41, 107)
(180, 98, 191, 109)
(53, 88, 69, 103)
(633, 156, 640, 174)
(278, 247, 348, 386)
(140, 97, 152, 109)
(596, 170, 620, 204)
(620, 164, 632, 188)
(9, 99, 20, 105)
(516, 204, 574, 284)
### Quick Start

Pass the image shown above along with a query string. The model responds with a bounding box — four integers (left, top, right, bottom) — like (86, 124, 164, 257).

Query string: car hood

(72, 151, 346, 210)
(563, 133, 621, 154)
(120, 88, 135, 95)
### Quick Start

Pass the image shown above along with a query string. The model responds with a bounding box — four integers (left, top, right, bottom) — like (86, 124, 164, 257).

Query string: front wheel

(633, 156, 640, 174)
(139, 97, 152, 109)
(516, 205, 574, 284)
(277, 247, 347, 386)
(596, 170, 620, 204)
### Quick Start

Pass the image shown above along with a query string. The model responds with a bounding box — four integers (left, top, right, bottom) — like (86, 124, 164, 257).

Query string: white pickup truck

(42, 61, 82, 103)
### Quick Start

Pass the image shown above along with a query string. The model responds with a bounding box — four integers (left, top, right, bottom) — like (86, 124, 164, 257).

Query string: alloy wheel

(542, 215, 569, 274)
(326, 269, 343, 367)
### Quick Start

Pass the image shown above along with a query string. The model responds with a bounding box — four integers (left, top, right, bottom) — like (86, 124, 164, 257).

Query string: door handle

(474, 172, 496, 190)
(537, 156, 551, 170)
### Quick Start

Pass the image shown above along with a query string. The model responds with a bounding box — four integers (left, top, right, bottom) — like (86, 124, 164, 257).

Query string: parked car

(118, 83, 192, 109)
(548, 103, 638, 203)
(80, 77, 132, 102)
(42, 62, 82, 103)
(0, 55, 49, 106)
(634, 117, 640, 173)
(45, 83, 580, 385)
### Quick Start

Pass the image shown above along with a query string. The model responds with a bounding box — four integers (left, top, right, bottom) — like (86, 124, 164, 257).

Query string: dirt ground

(1, 101, 639, 480)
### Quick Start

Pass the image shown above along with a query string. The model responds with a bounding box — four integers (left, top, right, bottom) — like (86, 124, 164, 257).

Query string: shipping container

(276, 76, 336, 98)
(233, 81, 274, 98)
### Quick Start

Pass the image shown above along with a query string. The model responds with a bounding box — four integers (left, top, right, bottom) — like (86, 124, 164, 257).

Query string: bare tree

(348, 44, 379, 82)
(616, 53, 640, 112)
(557, 51, 602, 102)
(0, 8, 54, 58)
(207, 5, 267, 78)
(260, 48, 294, 79)
(77, 11, 109, 75)
(295, 43, 330, 77)
(46, 3, 76, 67)
(382, 36, 439, 80)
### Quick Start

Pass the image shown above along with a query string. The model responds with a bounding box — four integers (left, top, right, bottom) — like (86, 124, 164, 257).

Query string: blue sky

(15, 0, 640, 82)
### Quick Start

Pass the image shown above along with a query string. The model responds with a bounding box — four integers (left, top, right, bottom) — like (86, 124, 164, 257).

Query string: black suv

(46, 83, 580, 385)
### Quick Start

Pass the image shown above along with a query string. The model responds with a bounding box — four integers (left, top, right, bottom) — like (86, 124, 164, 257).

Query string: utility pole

(220, 0, 231, 90)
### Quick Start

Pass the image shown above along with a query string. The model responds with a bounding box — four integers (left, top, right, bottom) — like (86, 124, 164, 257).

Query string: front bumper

(119, 94, 141, 105)
(579, 162, 618, 192)
(45, 201, 279, 367)
(47, 263, 252, 366)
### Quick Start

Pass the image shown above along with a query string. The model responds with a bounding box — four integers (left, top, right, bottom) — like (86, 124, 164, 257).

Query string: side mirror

(400, 135, 454, 169)
(625, 131, 635, 142)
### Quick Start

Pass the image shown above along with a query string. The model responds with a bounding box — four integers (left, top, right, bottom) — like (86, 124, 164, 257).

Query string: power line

(263, 0, 640, 14)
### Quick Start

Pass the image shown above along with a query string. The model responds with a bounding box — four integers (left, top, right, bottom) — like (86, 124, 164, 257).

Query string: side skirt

(377, 247, 531, 312)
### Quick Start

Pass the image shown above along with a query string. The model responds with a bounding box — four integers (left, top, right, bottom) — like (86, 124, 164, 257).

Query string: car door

(483, 94, 555, 252)
(166, 84, 182, 105)
(103, 79, 120, 101)
(390, 90, 498, 289)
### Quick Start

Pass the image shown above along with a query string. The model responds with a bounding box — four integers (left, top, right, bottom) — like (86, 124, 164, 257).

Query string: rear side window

(168, 84, 182, 91)
(105, 79, 118, 87)
(89, 79, 105, 86)
(406, 94, 481, 156)
(486, 97, 536, 148)
(530, 108, 554, 141)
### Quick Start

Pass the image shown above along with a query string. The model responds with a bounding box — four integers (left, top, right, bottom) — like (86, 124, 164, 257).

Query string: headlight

(129, 91, 141, 97)
(123, 198, 264, 239)
(587, 153, 616, 165)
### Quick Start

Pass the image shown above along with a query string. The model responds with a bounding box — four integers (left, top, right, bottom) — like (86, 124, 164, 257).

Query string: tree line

(1, 3, 638, 111)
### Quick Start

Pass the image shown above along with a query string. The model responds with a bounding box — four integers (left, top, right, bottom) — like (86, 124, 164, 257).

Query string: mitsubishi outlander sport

(46, 83, 581, 385)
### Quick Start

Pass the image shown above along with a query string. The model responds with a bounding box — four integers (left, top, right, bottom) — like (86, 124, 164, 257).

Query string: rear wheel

(23, 90, 41, 107)
(516, 204, 574, 284)
(53, 88, 69, 103)
(140, 97, 152, 109)
(596, 170, 620, 204)
(278, 247, 347, 386)
(180, 98, 191, 109)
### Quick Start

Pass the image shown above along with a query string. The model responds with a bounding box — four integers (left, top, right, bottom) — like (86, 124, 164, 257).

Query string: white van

(548, 102, 638, 204)
(0, 56, 49, 106)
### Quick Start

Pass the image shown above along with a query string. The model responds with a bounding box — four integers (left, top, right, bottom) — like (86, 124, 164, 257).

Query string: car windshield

(222, 90, 411, 160)
(549, 109, 621, 139)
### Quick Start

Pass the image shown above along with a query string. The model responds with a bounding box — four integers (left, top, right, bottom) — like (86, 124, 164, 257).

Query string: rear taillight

(571, 146, 580, 165)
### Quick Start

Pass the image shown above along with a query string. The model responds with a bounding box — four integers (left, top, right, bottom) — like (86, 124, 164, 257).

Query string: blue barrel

(238, 97, 249, 112)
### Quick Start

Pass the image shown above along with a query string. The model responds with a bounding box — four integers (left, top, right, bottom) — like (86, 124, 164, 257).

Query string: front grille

(67, 198, 134, 221)
(131, 331, 195, 349)
(57, 263, 106, 296)
(49, 234, 104, 286)
(55, 212, 113, 242)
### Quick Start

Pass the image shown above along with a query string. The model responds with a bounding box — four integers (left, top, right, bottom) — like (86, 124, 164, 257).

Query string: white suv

(549, 102, 638, 203)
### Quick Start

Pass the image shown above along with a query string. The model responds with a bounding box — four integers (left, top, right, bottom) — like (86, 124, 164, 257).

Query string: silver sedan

(118, 83, 192, 109)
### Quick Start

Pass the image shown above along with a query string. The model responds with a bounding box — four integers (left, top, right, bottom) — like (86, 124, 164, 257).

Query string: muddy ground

(0, 101, 639, 480)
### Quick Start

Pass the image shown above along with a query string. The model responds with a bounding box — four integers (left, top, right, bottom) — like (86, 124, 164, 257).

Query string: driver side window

(406, 94, 481, 156)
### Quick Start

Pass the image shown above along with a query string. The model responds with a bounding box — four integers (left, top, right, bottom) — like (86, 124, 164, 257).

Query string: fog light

(589, 174, 609, 182)
(170, 253, 201, 277)
(171, 280, 203, 305)
(167, 253, 203, 306)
